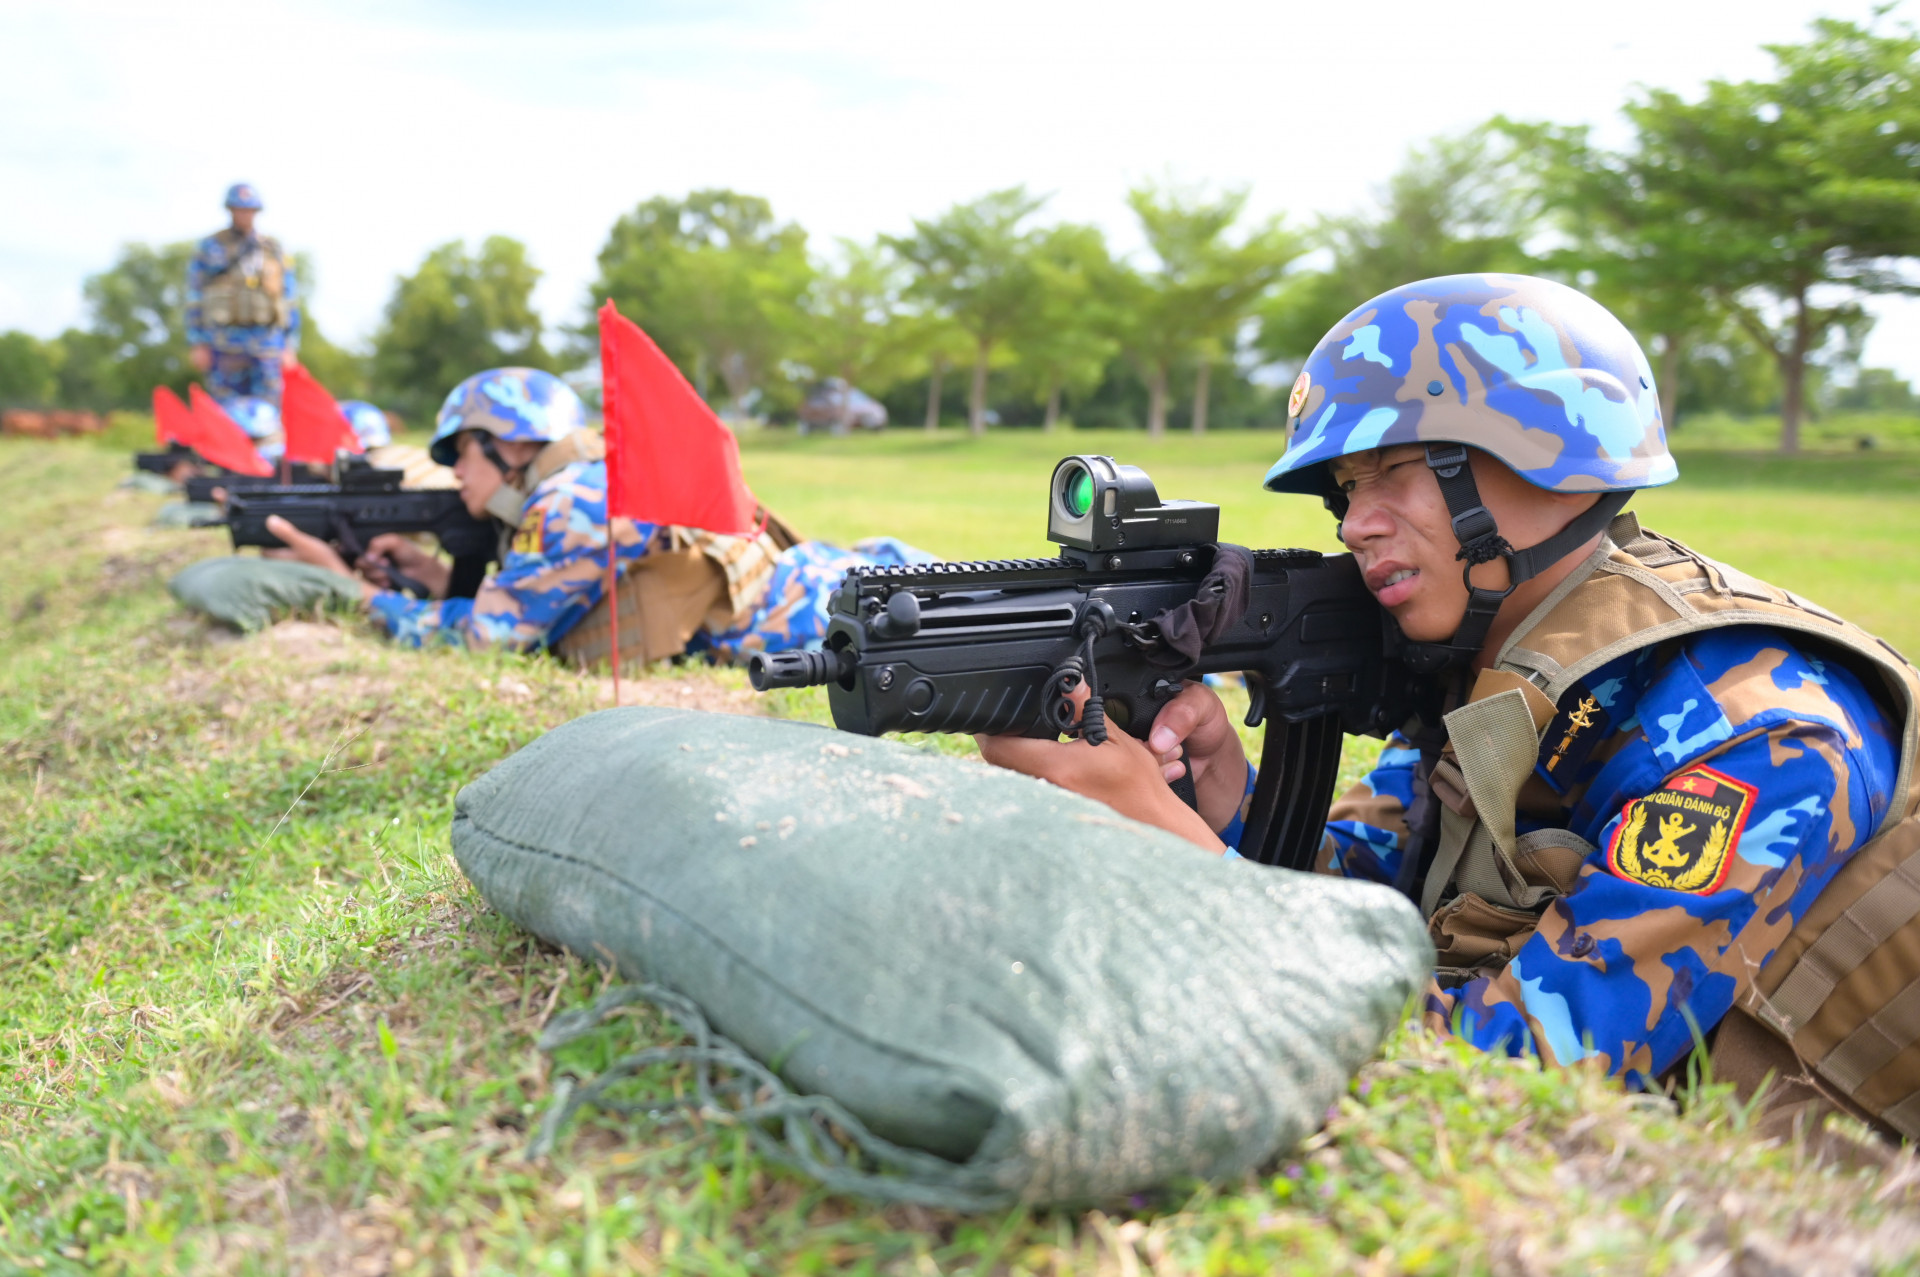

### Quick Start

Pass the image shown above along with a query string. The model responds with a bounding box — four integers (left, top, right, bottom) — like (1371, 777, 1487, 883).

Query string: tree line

(2, 16, 1914, 452)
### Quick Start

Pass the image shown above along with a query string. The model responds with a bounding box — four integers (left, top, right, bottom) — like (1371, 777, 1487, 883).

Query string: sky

(2, 0, 1915, 379)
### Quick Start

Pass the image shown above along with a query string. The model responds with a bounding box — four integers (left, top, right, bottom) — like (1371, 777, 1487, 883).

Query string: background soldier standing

(184, 182, 300, 407)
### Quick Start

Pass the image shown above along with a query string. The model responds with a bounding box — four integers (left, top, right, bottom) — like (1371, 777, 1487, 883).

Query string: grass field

(4, 427, 1920, 1274)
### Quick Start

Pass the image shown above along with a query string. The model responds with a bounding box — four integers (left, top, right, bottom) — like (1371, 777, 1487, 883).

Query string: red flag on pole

(597, 299, 759, 532)
(280, 362, 363, 465)
(153, 386, 198, 448)
(188, 385, 275, 477)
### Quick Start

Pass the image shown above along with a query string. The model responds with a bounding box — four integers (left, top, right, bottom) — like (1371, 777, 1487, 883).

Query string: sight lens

(1062, 465, 1094, 518)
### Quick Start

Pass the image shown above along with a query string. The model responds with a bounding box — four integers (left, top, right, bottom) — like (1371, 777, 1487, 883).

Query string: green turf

(2, 430, 1918, 1273)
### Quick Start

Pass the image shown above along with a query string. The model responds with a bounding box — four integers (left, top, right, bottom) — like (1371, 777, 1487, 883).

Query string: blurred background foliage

(2, 16, 1915, 451)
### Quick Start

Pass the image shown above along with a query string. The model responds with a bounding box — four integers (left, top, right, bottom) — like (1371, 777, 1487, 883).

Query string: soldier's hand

(1147, 683, 1249, 834)
(280, 349, 299, 369)
(363, 534, 452, 599)
(976, 722, 1226, 854)
(189, 345, 211, 373)
(263, 515, 375, 602)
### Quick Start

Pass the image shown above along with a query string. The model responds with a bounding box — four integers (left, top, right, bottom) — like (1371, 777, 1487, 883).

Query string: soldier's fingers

(264, 514, 319, 550)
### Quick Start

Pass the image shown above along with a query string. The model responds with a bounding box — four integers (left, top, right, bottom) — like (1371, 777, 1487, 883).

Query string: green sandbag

(168, 556, 363, 632)
(452, 707, 1432, 1207)
(152, 500, 223, 527)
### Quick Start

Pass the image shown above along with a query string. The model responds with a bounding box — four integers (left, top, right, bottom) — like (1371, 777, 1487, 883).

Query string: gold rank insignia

(1605, 765, 1756, 894)
(1536, 691, 1608, 792)
(511, 520, 543, 556)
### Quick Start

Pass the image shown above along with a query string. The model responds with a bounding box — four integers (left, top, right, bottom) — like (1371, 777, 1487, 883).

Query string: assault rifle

(222, 461, 496, 600)
(134, 444, 200, 478)
(747, 455, 1431, 870)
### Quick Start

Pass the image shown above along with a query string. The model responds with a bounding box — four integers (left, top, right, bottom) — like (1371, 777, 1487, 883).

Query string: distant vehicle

(798, 378, 887, 435)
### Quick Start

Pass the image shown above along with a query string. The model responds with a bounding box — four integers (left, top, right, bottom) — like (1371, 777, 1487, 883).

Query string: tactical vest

(1421, 511, 1920, 1135)
(555, 512, 799, 669)
(201, 229, 291, 330)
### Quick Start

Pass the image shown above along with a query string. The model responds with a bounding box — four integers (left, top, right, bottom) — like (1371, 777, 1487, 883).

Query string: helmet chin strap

(476, 433, 535, 527)
(1397, 442, 1632, 672)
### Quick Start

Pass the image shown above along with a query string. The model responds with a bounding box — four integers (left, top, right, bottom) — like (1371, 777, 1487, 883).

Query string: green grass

(3, 431, 1919, 1273)
(1671, 410, 1920, 453)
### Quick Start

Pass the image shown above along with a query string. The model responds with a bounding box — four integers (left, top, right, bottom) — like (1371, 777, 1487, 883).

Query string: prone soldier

(983, 274, 1919, 1139)
(265, 367, 928, 658)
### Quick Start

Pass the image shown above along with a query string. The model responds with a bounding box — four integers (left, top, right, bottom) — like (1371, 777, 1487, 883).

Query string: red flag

(281, 362, 363, 465)
(598, 300, 758, 533)
(153, 386, 199, 448)
(188, 385, 274, 477)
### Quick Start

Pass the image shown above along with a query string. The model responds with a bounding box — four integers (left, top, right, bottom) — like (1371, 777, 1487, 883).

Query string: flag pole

(608, 527, 621, 706)
(601, 300, 623, 706)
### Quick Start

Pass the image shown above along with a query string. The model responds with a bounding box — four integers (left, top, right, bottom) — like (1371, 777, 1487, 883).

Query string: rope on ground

(529, 982, 1023, 1211)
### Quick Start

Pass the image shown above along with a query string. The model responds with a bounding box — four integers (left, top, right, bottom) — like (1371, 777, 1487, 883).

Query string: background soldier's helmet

(429, 368, 587, 465)
(223, 182, 263, 210)
(227, 396, 280, 441)
(1263, 273, 1678, 496)
(338, 400, 393, 449)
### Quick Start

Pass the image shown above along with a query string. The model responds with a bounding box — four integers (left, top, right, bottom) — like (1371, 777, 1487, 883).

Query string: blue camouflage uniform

(1312, 630, 1899, 1084)
(185, 229, 300, 406)
(369, 454, 928, 656)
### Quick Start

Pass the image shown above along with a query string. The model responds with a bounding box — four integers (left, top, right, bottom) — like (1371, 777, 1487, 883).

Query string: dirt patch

(599, 673, 763, 716)
(262, 620, 360, 670)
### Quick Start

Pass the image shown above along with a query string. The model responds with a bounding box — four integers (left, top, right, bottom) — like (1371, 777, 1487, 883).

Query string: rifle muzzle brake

(747, 647, 855, 691)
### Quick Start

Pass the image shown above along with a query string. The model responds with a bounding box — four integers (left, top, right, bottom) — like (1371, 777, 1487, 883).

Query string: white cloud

(2, 0, 1913, 380)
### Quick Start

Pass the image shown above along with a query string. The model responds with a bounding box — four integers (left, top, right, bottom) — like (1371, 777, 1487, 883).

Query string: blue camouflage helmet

(224, 182, 263, 210)
(1264, 273, 1677, 496)
(226, 395, 281, 441)
(429, 368, 587, 466)
(338, 399, 393, 449)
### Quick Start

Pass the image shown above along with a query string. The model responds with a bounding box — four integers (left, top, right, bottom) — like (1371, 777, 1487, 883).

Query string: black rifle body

(224, 476, 496, 600)
(183, 465, 328, 503)
(762, 546, 1425, 870)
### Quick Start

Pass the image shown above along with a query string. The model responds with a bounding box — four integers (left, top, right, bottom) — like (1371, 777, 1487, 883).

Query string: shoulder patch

(510, 519, 544, 556)
(1605, 765, 1756, 894)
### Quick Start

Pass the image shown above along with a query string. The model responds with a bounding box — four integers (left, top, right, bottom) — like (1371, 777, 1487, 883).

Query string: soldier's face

(453, 433, 505, 519)
(229, 207, 257, 233)
(1331, 444, 1592, 643)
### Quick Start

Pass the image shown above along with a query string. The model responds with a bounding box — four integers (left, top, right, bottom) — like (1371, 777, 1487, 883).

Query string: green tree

(1597, 17, 1920, 451)
(79, 240, 198, 405)
(50, 330, 118, 411)
(371, 237, 551, 420)
(588, 190, 812, 414)
(796, 240, 928, 412)
(1009, 223, 1119, 432)
(1259, 129, 1538, 366)
(1114, 183, 1300, 437)
(886, 188, 1049, 436)
(1833, 366, 1919, 413)
(0, 332, 60, 408)
(1500, 118, 1720, 429)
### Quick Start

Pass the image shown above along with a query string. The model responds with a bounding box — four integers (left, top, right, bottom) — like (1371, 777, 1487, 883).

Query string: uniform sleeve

(1313, 734, 1420, 886)
(369, 489, 648, 651)
(185, 238, 215, 347)
(1423, 710, 1892, 1083)
(701, 540, 923, 661)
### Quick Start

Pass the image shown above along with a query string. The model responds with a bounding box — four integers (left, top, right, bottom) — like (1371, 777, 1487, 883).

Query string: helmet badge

(1287, 371, 1311, 424)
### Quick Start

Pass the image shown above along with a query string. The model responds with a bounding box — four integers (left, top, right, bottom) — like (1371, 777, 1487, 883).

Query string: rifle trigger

(1243, 673, 1268, 728)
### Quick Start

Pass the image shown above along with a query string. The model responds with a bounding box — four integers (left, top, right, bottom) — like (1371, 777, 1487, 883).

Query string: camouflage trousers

(206, 348, 283, 406)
